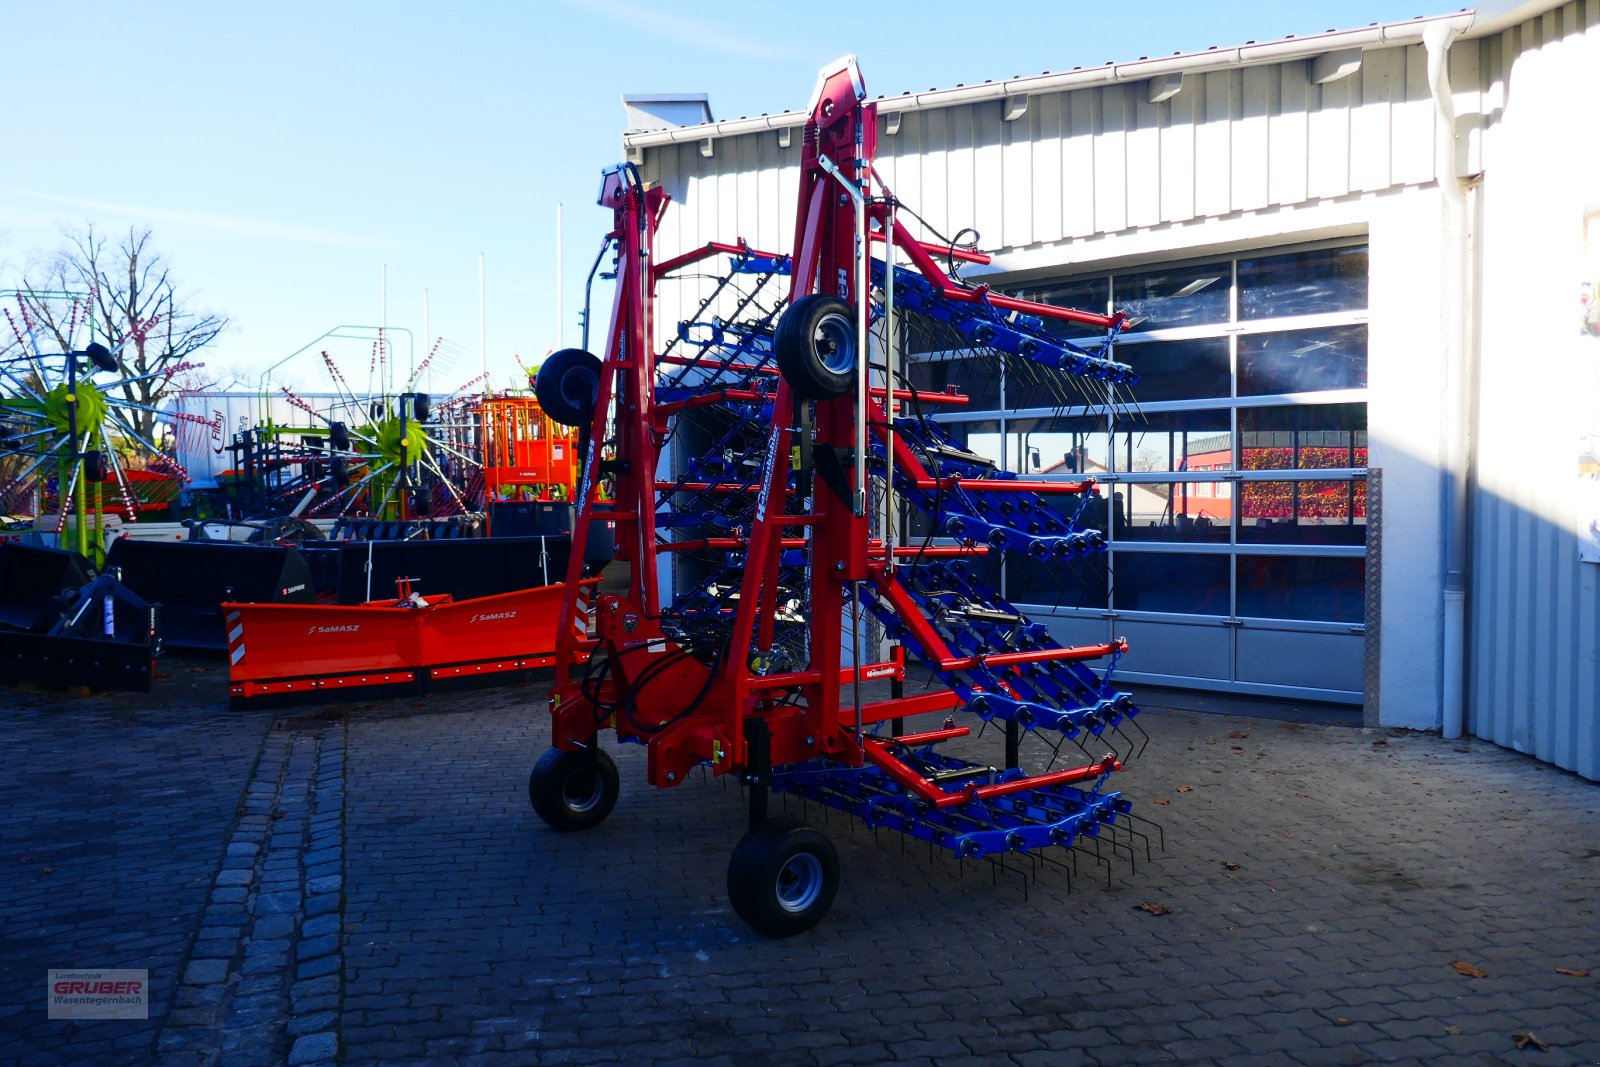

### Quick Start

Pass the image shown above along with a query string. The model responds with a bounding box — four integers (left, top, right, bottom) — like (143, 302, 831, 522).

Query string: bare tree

(21, 225, 226, 440)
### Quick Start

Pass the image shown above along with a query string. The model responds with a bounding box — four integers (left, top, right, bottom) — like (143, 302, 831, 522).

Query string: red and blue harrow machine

(529, 58, 1157, 936)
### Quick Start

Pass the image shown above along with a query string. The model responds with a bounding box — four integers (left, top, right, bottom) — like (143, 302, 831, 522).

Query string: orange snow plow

(223, 577, 594, 705)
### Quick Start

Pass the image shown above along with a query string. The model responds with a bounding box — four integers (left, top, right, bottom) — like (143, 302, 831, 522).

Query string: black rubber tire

(528, 746, 619, 831)
(411, 393, 432, 423)
(329, 455, 350, 488)
(83, 450, 106, 482)
(84, 342, 118, 373)
(727, 817, 839, 937)
(329, 421, 350, 450)
(774, 295, 857, 401)
(536, 348, 603, 427)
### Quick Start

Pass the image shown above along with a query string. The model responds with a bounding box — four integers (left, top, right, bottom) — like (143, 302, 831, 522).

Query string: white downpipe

(1425, 22, 1471, 740)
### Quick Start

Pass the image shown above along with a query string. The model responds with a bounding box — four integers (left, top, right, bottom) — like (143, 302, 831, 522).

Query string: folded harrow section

(775, 742, 1131, 860)
(527, 57, 1160, 937)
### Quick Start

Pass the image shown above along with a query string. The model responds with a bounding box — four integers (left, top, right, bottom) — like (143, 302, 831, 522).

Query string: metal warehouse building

(620, 1, 1600, 780)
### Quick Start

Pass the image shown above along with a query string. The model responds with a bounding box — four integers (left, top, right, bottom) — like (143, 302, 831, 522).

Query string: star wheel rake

(0, 291, 195, 556)
(266, 339, 492, 529)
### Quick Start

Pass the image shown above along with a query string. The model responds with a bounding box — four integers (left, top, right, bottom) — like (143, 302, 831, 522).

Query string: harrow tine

(1126, 714, 1152, 759)
(1124, 812, 1166, 853)
(1102, 826, 1138, 875)
(1119, 821, 1155, 863)
(1033, 847, 1074, 895)
(1074, 842, 1115, 888)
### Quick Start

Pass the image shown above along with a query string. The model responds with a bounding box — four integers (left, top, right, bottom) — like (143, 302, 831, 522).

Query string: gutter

(1423, 21, 1474, 740)
(624, 11, 1476, 149)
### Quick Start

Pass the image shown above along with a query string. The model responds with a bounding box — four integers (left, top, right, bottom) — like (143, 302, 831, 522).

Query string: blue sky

(4, 0, 1447, 396)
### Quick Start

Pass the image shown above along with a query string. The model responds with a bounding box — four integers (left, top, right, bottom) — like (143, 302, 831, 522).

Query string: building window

(927, 238, 1368, 628)
(1237, 246, 1368, 320)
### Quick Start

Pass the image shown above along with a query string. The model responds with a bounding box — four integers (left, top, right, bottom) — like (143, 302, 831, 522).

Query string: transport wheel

(84, 341, 119, 372)
(774, 295, 857, 400)
(727, 817, 839, 937)
(528, 746, 619, 831)
(536, 348, 603, 427)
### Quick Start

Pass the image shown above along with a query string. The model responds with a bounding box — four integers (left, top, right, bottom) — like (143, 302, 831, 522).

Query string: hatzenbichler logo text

(47, 968, 149, 1019)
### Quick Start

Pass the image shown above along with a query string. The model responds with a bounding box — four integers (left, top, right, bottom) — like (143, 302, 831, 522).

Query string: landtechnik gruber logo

(47, 968, 148, 1019)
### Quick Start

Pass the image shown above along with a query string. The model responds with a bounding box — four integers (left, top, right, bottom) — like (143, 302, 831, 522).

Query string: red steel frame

(549, 58, 1130, 797)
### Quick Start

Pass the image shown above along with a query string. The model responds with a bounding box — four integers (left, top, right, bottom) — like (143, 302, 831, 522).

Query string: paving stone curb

(152, 719, 346, 1067)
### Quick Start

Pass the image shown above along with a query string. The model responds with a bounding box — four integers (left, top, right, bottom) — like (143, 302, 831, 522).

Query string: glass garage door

(914, 241, 1368, 703)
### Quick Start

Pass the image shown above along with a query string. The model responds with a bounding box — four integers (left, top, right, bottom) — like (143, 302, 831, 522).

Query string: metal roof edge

(1459, 0, 1570, 37)
(622, 10, 1484, 150)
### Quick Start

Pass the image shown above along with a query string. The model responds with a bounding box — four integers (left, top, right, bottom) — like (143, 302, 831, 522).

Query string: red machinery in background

(528, 57, 1151, 936)
(476, 394, 579, 504)
(223, 577, 593, 703)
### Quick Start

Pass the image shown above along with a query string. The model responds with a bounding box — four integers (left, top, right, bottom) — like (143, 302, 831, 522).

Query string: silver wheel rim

(562, 768, 605, 814)
(775, 852, 824, 913)
(814, 313, 856, 375)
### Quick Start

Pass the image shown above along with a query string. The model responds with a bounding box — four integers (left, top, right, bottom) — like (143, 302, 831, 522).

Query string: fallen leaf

(1228, 731, 1249, 739)
(1134, 902, 1172, 916)
(41, 867, 53, 876)
(1452, 960, 1488, 978)
(1225, 924, 1239, 932)
(1511, 1030, 1547, 1051)
(1444, 1026, 1462, 1035)
(1372, 738, 1389, 747)
(1176, 786, 1193, 794)
(1153, 799, 1170, 806)
(1204, 737, 1218, 745)
(1223, 861, 1240, 870)
(1281, 722, 1302, 730)
(1554, 967, 1590, 978)
(1334, 1017, 1351, 1026)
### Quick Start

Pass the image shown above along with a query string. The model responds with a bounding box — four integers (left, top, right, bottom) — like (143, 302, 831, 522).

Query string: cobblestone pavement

(3, 669, 1599, 1066)
(0, 666, 273, 1066)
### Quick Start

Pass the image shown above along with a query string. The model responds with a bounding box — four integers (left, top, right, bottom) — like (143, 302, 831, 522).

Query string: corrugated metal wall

(635, 4, 1600, 779)
(642, 42, 1482, 327)
(1467, 1, 1600, 781)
